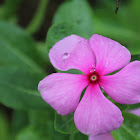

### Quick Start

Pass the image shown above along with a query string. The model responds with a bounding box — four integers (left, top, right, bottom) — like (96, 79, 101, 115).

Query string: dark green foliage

(54, 112, 78, 134)
(0, 22, 49, 110)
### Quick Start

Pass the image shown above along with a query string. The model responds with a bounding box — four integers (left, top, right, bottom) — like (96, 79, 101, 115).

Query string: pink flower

(38, 34, 140, 136)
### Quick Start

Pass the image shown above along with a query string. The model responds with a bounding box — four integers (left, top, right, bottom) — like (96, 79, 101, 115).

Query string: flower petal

(89, 34, 131, 75)
(129, 108, 140, 117)
(38, 73, 89, 116)
(100, 61, 140, 104)
(89, 133, 114, 140)
(49, 35, 95, 74)
(74, 84, 123, 136)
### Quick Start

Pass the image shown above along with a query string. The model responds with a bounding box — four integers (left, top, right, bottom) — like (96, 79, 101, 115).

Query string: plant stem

(69, 134, 75, 140)
(26, 0, 49, 34)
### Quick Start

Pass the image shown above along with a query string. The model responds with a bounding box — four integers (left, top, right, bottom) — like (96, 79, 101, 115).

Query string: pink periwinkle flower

(38, 34, 140, 136)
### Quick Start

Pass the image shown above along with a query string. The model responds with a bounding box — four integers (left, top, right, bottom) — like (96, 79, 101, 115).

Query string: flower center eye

(88, 71, 100, 83)
(90, 75, 97, 81)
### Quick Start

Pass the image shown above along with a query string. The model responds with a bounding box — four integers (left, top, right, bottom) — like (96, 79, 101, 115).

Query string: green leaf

(121, 0, 140, 33)
(16, 110, 88, 140)
(16, 124, 69, 140)
(16, 110, 69, 140)
(16, 126, 41, 140)
(112, 112, 140, 140)
(11, 111, 29, 136)
(54, 112, 78, 134)
(28, 110, 54, 124)
(131, 54, 140, 61)
(94, 20, 140, 55)
(53, 0, 94, 37)
(0, 22, 48, 110)
(0, 22, 46, 68)
(93, 1, 140, 55)
(73, 132, 88, 140)
(36, 42, 54, 74)
(46, 22, 88, 50)
(127, 103, 140, 110)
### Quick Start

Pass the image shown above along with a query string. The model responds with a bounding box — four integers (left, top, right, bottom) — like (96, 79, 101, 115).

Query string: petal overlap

(74, 84, 123, 136)
(49, 35, 95, 74)
(100, 61, 140, 104)
(89, 34, 131, 75)
(38, 73, 89, 116)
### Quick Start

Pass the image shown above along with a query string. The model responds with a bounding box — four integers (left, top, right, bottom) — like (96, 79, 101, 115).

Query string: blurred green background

(0, 0, 140, 140)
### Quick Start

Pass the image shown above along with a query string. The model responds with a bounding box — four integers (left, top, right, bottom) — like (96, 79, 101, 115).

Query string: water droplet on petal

(62, 52, 70, 62)
(90, 68, 95, 73)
